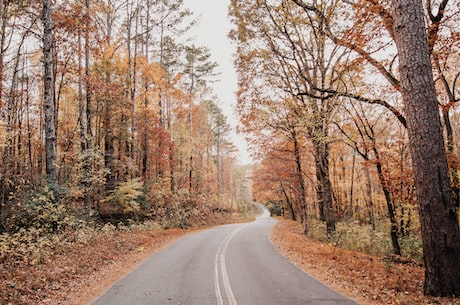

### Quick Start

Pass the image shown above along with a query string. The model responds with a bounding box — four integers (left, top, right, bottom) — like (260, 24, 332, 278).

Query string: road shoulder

(270, 219, 459, 305)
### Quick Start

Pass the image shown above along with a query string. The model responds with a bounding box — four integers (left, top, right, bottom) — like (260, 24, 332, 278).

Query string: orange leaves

(137, 56, 167, 91)
(53, 2, 86, 34)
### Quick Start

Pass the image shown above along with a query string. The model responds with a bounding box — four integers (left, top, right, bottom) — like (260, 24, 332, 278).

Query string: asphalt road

(90, 206, 359, 305)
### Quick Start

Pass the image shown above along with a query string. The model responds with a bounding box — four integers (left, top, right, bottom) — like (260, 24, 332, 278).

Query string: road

(90, 206, 358, 305)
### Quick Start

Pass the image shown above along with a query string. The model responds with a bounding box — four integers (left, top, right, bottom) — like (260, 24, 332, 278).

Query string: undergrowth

(0, 213, 251, 305)
(307, 219, 423, 261)
(1, 181, 254, 304)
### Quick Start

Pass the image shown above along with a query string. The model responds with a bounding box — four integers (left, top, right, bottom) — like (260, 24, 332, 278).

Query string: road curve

(90, 206, 358, 305)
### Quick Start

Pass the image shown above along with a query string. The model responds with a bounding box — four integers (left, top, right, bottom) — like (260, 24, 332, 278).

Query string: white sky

(184, 1, 253, 165)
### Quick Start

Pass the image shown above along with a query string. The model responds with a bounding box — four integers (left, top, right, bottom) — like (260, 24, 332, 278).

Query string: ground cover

(3, 213, 459, 305)
(270, 219, 460, 305)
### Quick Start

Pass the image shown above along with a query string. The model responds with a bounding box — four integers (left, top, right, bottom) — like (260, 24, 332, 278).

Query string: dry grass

(270, 219, 460, 305)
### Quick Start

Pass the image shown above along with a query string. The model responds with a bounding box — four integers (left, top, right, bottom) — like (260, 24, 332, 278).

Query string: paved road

(90, 206, 358, 305)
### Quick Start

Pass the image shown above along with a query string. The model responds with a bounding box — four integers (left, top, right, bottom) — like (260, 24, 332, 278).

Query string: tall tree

(42, 0, 57, 185)
(85, 0, 93, 150)
(391, 0, 460, 296)
(183, 45, 218, 192)
(230, 0, 344, 234)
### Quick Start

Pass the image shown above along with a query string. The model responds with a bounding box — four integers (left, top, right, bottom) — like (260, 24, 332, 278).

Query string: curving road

(90, 205, 358, 305)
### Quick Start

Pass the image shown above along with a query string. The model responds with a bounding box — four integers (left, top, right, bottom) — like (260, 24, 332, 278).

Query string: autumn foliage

(0, 1, 252, 303)
(230, 0, 460, 297)
(0, 0, 251, 228)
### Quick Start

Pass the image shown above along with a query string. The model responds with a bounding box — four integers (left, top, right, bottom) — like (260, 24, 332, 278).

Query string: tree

(183, 45, 218, 192)
(204, 100, 232, 195)
(391, 0, 460, 296)
(230, 0, 348, 235)
(42, 0, 57, 185)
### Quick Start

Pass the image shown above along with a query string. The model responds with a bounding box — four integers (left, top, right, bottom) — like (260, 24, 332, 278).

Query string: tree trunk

(0, 0, 6, 110)
(443, 108, 460, 208)
(313, 139, 336, 235)
(42, 0, 57, 185)
(391, 0, 460, 296)
(104, 95, 115, 191)
(374, 151, 401, 256)
(349, 151, 355, 218)
(363, 166, 375, 229)
(78, 30, 86, 152)
(292, 129, 308, 233)
(85, 0, 92, 149)
(280, 181, 296, 221)
(217, 134, 223, 194)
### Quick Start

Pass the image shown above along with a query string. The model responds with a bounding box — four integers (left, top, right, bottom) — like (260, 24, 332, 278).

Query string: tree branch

(297, 87, 407, 128)
(291, 0, 401, 91)
(426, 0, 449, 51)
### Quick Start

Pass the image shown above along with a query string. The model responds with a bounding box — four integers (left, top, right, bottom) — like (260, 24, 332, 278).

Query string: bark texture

(313, 139, 336, 236)
(42, 0, 57, 185)
(391, 0, 460, 296)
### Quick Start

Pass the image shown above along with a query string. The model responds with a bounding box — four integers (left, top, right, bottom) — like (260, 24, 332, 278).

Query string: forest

(0, 0, 460, 303)
(0, 0, 251, 228)
(0, 1, 253, 302)
(229, 0, 460, 297)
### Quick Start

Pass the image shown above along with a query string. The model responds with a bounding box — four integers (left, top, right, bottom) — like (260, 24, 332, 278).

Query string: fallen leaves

(270, 219, 460, 305)
(0, 228, 192, 305)
(1, 210, 256, 305)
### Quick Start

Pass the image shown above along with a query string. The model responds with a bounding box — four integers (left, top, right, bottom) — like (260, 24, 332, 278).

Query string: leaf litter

(270, 219, 460, 305)
(3, 215, 459, 305)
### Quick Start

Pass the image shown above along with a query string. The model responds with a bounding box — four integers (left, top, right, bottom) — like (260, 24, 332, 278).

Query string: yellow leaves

(93, 43, 127, 77)
(137, 56, 167, 90)
(105, 178, 144, 215)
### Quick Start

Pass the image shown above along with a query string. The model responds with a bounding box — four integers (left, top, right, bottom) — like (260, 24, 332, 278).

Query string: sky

(184, 1, 253, 165)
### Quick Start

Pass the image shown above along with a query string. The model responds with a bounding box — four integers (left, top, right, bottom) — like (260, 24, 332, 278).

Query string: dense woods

(1, 0, 460, 302)
(0, 0, 251, 261)
(230, 0, 460, 296)
(1, 3, 255, 301)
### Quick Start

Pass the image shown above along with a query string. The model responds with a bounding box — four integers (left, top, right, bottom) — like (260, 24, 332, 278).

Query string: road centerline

(214, 226, 246, 305)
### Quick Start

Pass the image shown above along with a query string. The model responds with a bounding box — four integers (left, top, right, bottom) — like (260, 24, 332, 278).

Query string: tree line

(0, 1, 249, 232)
(229, 0, 460, 297)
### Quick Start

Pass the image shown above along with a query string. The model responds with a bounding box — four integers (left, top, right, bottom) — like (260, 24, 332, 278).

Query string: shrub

(400, 234, 423, 261)
(267, 200, 282, 216)
(8, 185, 80, 234)
(159, 188, 196, 229)
(308, 219, 394, 257)
(307, 218, 423, 261)
(72, 149, 107, 209)
(104, 179, 144, 216)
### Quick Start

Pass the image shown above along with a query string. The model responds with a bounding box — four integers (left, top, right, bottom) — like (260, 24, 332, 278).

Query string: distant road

(90, 205, 358, 305)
